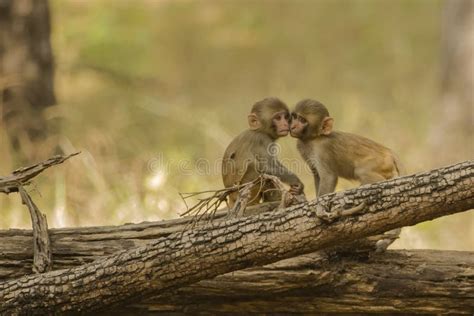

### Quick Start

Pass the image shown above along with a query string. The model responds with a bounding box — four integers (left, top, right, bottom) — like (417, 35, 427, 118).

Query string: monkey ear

(248, 113, 262, 130)
(321, 117, 334, 135)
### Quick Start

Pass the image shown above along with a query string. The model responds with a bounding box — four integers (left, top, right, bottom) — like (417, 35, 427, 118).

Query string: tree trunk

(1, 227, 472, 314)
(125, 250, 474, 315)
(0, 202, 282, 281)
(0, 0, 56, 158)
(0, 161, 473, 314)
(430, 0, 474, 165)
(0, 203, 391, 282)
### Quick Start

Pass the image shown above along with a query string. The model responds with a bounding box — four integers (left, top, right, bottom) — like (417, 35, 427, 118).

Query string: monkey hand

(314, 205, 337, 222)
(291, 193, 307, 204)
(279, 191, 307, 209)
(289, 183, 304, 195)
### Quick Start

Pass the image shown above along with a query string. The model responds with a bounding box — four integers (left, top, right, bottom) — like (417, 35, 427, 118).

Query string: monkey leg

(262, 181, 282, 202)
(227, 192, 237, 209)
(317, 174, 338, 197)
(226, 183, 262, 209)
(237, 184, 264, 206)
(226, 183, 264, 219)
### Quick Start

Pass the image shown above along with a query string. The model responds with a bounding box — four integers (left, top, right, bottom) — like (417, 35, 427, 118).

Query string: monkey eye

(299, 116, 307, 124)
(291, 113, 297, 120)
(274, 113, 285, 121)
(284, 113, 290, 121)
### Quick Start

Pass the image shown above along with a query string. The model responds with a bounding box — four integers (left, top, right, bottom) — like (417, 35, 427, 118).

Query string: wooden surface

(0, 161, 472, 314)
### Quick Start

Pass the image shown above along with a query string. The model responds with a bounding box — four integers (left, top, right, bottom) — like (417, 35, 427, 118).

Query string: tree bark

(0, 198, 392, 281)
(0, 202, 281, 281)
(125, 250, 474, 315)
(1, 227, 471, 314)
(0, 161, 473, 314)
(0, 0, 56, 158)
(18, 187, 52, 274)
(0, 153, 78, 275)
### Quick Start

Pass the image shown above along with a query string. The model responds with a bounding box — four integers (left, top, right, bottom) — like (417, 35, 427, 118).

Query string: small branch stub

(19, 187, 52, 273)
(0, 153, 80, 273)
(0, 152, 80, 194)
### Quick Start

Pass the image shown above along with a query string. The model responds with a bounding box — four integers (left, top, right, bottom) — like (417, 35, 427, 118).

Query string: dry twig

(179, 174, 307, 227)
(0, 152, 80, 194)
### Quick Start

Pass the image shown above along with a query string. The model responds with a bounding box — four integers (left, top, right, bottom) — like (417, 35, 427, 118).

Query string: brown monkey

(222, 97, 304, 207)
(290, 99, 403, 197)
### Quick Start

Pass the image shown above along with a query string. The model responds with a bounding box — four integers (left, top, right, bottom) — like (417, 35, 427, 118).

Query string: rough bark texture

(0, 200, 389, 281)
(0, 202, 392, 282)
(0, 153, 78, 275)
(0, 202, 281, 281)
(0, 0, 56, 154)
(18, 187, 52, 274)
(1, 225, 470, 314)
(125, 250, 474, 315)
(0, 161, 473, 314)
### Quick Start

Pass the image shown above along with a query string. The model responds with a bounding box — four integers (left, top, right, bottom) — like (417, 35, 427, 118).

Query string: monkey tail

(392, 152, 406, 176)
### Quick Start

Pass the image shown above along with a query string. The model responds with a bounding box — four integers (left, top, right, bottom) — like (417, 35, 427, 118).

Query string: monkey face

(272, 111, 291, 137)
(291, 100, 334, 140)
(248, 97, 291, 139)
(290, 112, 308, 139)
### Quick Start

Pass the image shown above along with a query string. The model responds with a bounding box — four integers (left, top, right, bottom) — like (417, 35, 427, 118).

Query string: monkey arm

(264, 158, 304, 193)
(316, 169, 337, 197)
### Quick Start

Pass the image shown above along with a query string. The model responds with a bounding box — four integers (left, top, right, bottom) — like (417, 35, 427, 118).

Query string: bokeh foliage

(0, 0, 472, 250)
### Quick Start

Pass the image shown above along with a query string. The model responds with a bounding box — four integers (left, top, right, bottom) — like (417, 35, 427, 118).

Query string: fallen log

(0, 200, 393, 281)
(0, 161, 473, 314)
(1, 227, 472, 313)
(127, 250, 474, 314)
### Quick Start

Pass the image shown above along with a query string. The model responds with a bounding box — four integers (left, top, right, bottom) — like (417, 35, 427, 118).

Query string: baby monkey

(290, 99, 403, 197)
(222, 97, 304, 207)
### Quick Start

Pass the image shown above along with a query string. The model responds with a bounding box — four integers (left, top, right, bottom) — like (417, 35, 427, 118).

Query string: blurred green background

(0, 0, 472, 250)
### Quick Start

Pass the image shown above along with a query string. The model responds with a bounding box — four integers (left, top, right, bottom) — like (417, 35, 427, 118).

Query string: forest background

(0, 0, 472, 251)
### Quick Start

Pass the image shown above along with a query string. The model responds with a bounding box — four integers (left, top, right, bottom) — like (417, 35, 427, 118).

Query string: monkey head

(290, 99, 334, 141)
(248, 97, 291, 139)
